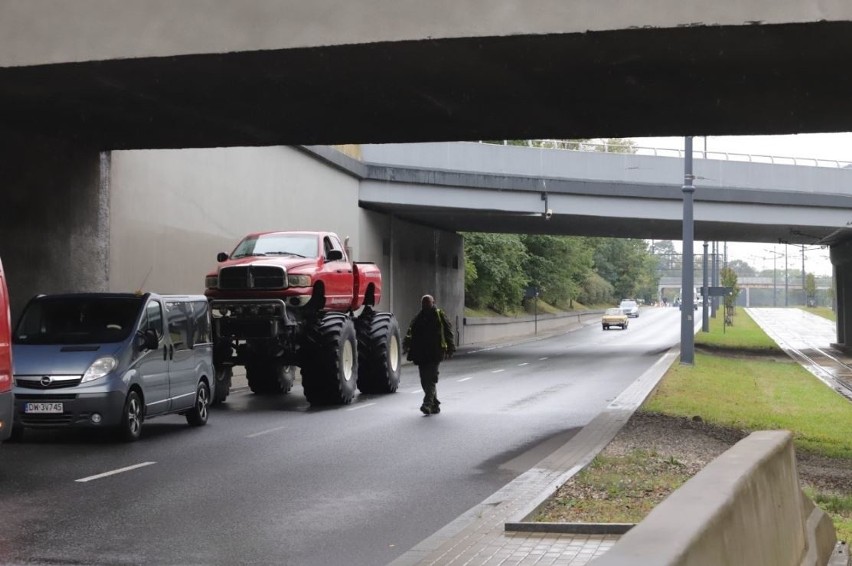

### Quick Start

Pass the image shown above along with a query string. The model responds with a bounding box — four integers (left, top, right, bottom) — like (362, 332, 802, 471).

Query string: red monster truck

(204, 231, 401, 406)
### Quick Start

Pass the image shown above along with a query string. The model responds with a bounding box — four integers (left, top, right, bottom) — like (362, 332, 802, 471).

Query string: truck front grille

(219, 266, 286, 290)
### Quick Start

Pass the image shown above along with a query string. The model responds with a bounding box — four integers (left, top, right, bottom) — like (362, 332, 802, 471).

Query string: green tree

(727, 259, 756, 277)
(720, 266, 740, 323)
(520, 235, 594, 308)
(591, 238, 649, 300)
(463, 233, 529, 313)
(805, 273, 817, 306)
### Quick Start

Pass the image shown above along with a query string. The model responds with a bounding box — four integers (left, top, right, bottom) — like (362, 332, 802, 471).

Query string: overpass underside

(4, 22, 852, 149)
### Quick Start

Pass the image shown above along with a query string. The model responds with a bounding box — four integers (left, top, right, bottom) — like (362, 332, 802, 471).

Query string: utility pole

(702, 241, 709, 332)
(801, 244, 806, 306)
(681, 137, 695, 365)
(785, 244, 789, 307)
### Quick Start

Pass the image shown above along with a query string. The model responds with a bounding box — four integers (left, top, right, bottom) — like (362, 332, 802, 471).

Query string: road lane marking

(517, 362, 529, 366)
(539, 357, 549, 360)
(458, 377, 472, 382)
(492, 369, 505, 373)
(246, 425, 289, 438)
(75, 462, 156, 483)
(411, 389, 423, 394)
(346, 402, 376, 411)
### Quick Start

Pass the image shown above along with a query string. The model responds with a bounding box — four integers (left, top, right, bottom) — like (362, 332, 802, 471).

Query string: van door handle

(163, 346, 168, 361)
(169, 345, 174, 360)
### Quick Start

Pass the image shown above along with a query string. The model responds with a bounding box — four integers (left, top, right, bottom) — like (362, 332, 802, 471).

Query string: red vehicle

(204, 231, 401, 405)
(0, 257, 13, 443)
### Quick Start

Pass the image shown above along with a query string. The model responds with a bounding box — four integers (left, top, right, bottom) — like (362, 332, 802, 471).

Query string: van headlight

(82, 356, 118, 383)
(288, 274, 311, 287)
(205, 275, 218, 289)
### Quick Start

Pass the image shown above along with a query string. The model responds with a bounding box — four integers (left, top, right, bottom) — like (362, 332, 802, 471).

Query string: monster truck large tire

(246, 361, 295, 395)
(212, 365, 232, 405)
(300, 313, 358, 405)
(356, 310, 401, 394)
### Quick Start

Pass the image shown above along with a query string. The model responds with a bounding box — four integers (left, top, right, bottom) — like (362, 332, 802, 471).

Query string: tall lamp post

(681, 137, 695, 365)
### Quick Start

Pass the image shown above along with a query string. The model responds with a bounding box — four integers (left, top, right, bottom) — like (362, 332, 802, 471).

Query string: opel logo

(40, 376, 52, 387)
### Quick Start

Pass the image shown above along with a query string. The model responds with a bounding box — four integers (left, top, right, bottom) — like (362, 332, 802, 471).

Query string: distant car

(619, 299, 640, 318)
(602, 308, 629, 330)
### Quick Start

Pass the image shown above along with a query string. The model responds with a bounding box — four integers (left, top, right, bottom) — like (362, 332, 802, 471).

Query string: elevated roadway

(3, 2, 852, 147)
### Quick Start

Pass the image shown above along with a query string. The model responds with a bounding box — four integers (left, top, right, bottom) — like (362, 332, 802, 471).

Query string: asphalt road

(0, 307, 683, 566)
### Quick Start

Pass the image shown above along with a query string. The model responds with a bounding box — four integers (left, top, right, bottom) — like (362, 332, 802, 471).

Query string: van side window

(141, 301, 164, 341)
(166, 301, 191, 352)
(192, 301, 211, 345)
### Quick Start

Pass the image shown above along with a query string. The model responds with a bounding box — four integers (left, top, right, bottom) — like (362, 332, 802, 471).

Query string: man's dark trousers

(418, 362, 440, 411)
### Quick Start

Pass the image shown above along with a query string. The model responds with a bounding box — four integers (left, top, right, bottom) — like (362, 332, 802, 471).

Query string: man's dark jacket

(403, 307, 455, 365)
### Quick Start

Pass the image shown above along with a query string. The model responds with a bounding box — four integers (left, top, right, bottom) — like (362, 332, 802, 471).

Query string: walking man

(403, 294, 455, 415)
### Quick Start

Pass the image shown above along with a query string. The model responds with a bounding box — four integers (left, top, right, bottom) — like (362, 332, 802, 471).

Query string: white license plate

(24, 402, 64, 414)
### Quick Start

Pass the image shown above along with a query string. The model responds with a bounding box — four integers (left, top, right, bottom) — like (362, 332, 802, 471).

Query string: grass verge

(536, 307, 852, 542)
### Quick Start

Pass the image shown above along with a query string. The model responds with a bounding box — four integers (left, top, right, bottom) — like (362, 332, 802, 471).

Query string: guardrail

(480, 140, 852, 169)
(461, 310, 603, 345)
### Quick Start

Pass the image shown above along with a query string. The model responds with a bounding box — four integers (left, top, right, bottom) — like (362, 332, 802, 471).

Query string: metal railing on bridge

(481, 140, 852, 169)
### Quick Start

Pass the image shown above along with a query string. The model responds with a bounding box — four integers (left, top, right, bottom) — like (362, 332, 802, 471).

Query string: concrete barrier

(461, 310, 602, 345)
(590, 430, 837, 566)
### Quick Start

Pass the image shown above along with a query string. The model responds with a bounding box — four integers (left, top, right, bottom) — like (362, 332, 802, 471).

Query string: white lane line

(411, 389, 423, 394)
(539, 357, 549, 360)
(517, 362, 529, 366)
(458, 377, 472, 382)
(346, 402, 377, 411)
(75, 462, 156, 483)
(246, 425, 289, 439)
(492, 369, 505, 373)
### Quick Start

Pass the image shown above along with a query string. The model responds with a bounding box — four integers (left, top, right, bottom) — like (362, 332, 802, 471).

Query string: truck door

(322, 234, 353, 309)
(136, 300, 170, 416)
(165, 300, 197, 411)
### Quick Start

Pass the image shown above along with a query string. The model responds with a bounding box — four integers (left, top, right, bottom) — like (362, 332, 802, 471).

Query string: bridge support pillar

(830, 242, 852, 351)
(0, 134, 109, 321)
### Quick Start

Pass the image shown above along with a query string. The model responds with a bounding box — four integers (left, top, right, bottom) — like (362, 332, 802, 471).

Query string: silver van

(11, 293, 214, 441)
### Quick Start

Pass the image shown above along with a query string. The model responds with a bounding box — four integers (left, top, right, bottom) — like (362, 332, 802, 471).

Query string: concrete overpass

(3, 2, 852, 147)
(355, 142, 852, 246)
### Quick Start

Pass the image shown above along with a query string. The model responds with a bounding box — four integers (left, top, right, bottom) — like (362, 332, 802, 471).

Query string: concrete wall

(109, 145, 464, 330)
(462, 311, 602, 345)
(591, 431, 836, 566)
(0, 135, 109, 321)
(108, 145, 367, 297)
(384, 216, 464, 342)
(2, 1, 850, 66)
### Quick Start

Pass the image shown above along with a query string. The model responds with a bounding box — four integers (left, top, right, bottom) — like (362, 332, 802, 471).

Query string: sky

(627, 133, 852, 277)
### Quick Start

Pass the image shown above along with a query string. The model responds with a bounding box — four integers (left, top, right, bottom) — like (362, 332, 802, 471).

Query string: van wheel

(186, 381, 210, 427)
(118, 390, 143, 442)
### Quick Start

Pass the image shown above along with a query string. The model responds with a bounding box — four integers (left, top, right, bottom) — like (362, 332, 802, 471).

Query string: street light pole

(681, 137, 695, 365)
(801, 244, 806, 306)
(702, 241, 709, 332)
(785, 244, 789, 307)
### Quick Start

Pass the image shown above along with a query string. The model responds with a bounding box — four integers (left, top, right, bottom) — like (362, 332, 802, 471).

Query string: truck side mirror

(216, 252, 229, 262)
(326, 249, 344, 261)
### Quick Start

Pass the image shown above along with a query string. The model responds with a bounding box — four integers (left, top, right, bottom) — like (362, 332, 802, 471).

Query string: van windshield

(14, 296, 144, 345)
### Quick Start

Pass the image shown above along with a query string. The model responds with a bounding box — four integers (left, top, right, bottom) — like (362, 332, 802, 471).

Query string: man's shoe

(420, 405, 432, 415)
(430, 406, 441, 414)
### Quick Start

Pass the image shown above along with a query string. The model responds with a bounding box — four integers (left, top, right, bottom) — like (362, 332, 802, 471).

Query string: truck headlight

(288, 274, 311, 287)
(82, 356, 118, 383)
(205, 275, 218, 289)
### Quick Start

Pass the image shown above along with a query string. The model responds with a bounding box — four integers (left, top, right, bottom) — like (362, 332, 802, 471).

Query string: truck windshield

(231, 234, 319, 259)
(14, 296, 144, 345)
